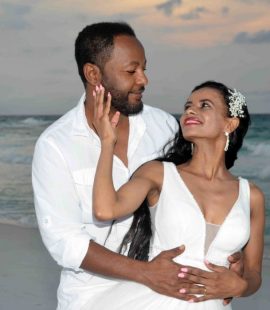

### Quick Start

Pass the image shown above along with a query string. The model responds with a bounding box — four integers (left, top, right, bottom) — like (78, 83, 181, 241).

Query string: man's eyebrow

(124, 60, 147, 66)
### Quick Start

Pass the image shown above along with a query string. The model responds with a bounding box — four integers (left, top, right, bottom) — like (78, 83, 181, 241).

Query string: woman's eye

(127, 70, 136, 74)
(201, 102, 210, 108)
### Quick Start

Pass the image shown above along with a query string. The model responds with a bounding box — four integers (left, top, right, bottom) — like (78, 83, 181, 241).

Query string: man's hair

(75, 22, 136, 85)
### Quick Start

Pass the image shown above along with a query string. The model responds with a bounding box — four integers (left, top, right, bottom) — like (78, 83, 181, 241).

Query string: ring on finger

(203, 286, 207, 296)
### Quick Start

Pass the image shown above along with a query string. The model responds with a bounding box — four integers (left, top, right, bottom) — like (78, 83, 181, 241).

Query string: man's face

(101, 35, 148, 116)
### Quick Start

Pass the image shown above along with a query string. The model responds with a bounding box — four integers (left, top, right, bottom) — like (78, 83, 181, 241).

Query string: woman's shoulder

(247, 181, 265, 214)
(133, 161, 164, 184)
(249, 182, 265, 203)
(134, 160, 163, 176)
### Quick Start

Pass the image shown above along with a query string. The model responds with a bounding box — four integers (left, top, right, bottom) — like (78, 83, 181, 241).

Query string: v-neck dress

(83, 162, 250, 310)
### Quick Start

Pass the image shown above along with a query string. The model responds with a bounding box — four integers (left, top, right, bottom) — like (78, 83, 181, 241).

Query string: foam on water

(20, 117, 51, 126)
(0, 115, 56, 129)
(244, 141, 270, 157)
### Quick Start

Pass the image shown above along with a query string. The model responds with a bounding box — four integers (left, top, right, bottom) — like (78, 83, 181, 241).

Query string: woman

(85, 81, 264, 309)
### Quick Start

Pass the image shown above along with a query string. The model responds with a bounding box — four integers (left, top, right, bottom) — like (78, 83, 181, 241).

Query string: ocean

(0, 114, 269, 260)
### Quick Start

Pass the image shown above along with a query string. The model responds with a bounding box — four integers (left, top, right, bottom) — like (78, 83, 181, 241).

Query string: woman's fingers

(104, 91, 111, 115)
(94, 85, 115, 120)
(179, 284, 207, 296)
(111, 111, 120, 128)
(97, 85, 105, 118)
(92, 84, 119, 143)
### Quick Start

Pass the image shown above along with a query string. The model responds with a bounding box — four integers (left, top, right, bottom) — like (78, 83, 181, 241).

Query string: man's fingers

(204, 260, 226, 272)
(178, 272, 208, 285)
(223, 297, 233, 305)
(162, 245, 185, 259)
(228, 251, 242, 263)
(179, 265, 210, 278)
(179, 285, 207, 296)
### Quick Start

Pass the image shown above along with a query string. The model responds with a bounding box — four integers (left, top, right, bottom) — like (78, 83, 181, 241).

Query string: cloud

(179, 6, 207, 20)
(221, 6, 229, 16)
(234, 30, 270, 43)
(237, 0, 270, 3)
(156, 0, 182, 16)
(0, 2, 31, 29)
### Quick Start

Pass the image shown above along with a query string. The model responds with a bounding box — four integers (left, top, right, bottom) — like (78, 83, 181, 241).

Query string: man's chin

(125, 102, 144, 116)
(113, 101, 144, 116)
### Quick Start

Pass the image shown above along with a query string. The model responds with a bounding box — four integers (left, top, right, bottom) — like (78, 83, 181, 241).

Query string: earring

(191, 143, 194, 155)
(224, 132, 229, 151)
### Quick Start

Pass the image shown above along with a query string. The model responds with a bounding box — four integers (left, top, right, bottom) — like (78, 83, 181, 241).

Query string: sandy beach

(0, 223, 269, 310)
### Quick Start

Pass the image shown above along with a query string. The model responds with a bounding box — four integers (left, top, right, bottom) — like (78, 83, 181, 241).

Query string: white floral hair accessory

(228, 89, 247, 118)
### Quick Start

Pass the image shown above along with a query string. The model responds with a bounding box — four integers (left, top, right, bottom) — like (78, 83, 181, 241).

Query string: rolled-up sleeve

(32, 137, 92, 271)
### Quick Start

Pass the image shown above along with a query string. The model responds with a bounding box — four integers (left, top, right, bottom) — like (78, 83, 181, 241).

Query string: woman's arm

(240, 183, 265, 296)
(92, 85, 161, 221)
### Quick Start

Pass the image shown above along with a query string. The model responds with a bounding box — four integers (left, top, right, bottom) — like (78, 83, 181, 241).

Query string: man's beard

(101, 80, 144, 116)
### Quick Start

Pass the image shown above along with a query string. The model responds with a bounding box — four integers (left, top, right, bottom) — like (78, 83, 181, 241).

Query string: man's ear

(225, 117, 240, 134)
(83, 63, 102, 86)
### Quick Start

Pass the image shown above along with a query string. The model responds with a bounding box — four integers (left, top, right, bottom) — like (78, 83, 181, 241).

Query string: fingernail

(108, 92, 111, 97)
(181, 267, 188, 272)
(179, 289, 186, 293)
(95, 85, 99, 91)
(188, 299, 194, 303)
(93, 91, 96, 97)
(178, 273, 185, 278)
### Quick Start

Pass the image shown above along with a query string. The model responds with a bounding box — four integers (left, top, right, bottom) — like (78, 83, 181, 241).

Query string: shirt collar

(71, 92, 94, 138)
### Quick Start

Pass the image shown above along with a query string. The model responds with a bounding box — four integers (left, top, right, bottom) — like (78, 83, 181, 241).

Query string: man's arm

(32, 135, 199, 300)
(81, 241, 197, 299)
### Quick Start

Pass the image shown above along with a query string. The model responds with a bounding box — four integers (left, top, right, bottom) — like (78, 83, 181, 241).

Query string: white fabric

(83, 162, 250, 310)
(32, 93, 179, 310)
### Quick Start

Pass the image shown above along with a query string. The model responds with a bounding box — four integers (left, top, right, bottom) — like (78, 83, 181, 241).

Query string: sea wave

(257, 166, 270, 181)
(0, 214, 37, 228)
(0, 154, 33, 165)
(243, 141, 270, 157)
(0, 116, 57, 129)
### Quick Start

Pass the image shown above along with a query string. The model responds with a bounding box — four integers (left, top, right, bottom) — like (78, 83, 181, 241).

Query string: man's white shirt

(32, 93, 179, 309)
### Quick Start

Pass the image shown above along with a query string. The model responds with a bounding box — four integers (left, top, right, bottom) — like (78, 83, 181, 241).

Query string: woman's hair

(192, 81, 251, 169)
(118, 80, 251, 261)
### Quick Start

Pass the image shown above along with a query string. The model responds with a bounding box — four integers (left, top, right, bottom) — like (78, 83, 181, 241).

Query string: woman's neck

(185, 141, 228, 180)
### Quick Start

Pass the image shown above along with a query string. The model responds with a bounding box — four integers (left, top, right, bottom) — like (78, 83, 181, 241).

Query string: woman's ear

(225, 117, 240, 134)
(83, 63, 102, 86)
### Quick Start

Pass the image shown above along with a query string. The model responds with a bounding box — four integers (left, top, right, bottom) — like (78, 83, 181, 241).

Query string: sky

(0, 0, 270, 115)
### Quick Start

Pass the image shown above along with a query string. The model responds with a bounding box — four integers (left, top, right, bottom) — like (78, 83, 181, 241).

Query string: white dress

(82, 162, 250, 310)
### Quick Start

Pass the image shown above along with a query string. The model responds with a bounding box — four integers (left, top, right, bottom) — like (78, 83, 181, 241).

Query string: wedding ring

(203, 286, 207, 296)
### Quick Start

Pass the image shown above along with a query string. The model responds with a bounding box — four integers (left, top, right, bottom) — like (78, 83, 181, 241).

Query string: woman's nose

(185, 106, 196, 115)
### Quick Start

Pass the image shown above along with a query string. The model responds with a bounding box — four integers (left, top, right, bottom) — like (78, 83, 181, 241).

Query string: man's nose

(136, 70, 148, 86)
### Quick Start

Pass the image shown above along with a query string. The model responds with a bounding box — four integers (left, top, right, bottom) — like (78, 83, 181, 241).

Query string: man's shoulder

(37, 106, 77, 144)
(142, 105, 178, 130)
(143, 104, 174, 119)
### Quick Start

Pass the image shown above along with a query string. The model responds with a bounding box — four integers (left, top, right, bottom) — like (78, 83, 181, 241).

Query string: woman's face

(180, 87, 229, 142)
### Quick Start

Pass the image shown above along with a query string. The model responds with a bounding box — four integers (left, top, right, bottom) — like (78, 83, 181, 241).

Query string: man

(32, 22, 240, 309)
